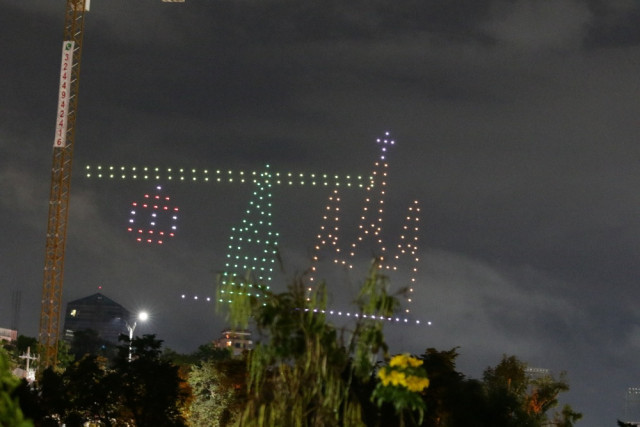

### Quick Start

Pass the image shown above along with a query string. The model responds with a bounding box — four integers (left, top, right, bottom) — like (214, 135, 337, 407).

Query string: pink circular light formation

(127, 185, 179, 244)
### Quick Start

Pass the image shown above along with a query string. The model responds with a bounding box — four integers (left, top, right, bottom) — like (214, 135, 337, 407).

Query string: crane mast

(39, 0, 88, 369)
(39, 0, 183, 369)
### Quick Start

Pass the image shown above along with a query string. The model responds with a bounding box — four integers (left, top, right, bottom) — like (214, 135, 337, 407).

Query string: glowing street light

(126, 311, 148, 362)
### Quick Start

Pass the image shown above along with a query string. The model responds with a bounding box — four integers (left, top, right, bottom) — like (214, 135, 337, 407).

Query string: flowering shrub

(372, 353, 429, 424)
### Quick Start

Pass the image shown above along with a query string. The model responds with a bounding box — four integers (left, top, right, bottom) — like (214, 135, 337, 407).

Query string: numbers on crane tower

(53, 41, 74, 147)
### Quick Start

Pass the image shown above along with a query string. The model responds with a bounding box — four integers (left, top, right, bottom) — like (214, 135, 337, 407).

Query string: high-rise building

(62, 292, 130, 344)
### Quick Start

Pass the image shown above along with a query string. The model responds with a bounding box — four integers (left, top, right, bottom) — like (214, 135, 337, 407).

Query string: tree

(2, 334, 70, 376)
(551, 404, 582, 427)
(15, 335, 189, 426)
(163, 342, 229, 366)
(1, 335, 38, 370)
(39, 367, 69, 425)
(14, 356, 115, 426)
(484, 355, 529, 396)
(55, 339, 74, 372)
(217, 260, 416, 426)
(110, 334, 188, 426)
(418, 347, 484, 427)
(15, 336, 38, 355)
(401, 350, 582, 427)
(188, 351, 246, 426)
(0, 347, 33, 427)
(62, 355, 117, 425)
(482, 355, 533, 426)
(482, 355, 581, 427)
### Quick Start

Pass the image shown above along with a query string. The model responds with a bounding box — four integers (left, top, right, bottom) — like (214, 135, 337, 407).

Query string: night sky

(2, 1, 640, 425)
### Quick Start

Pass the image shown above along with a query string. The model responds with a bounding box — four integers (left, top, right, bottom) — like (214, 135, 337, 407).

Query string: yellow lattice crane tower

(39, 0, 89, 370)
(39, 0, 184, 369)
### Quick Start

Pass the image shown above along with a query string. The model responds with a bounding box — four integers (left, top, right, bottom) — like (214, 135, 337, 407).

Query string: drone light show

(218, 166, 279, 303)
(85, 132, 428, 325)
(127, 185, 179, 244)
(307, 132, 422, 324)
(84, 165, 371, 188)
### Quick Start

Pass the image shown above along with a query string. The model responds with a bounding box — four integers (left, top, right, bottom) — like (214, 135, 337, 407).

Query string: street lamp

(126, 311, 148, 362)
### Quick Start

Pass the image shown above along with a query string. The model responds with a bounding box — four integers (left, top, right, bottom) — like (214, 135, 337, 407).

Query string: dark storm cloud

(66, 0, 636, 170)
(0, 167, 44, 228)
(585, 0, 640, 47)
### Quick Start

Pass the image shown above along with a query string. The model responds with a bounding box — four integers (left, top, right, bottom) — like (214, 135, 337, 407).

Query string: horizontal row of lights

(84, 165, 371, 187)
(299, 308, 428, 325)
(179, 294, 428, 325)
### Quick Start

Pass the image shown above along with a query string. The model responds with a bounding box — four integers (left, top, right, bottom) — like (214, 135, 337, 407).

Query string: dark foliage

(15, 334, 187, 426)
(111, 334, 188, 426)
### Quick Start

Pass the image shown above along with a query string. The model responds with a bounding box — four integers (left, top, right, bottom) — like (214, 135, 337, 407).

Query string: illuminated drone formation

(307, 132, 421, 323)
(218, 166, 279, 301)
(84, 132, 424, 324)
(85, 164, 368, 295)
(127, 185, 179, 244)
(85, 165, 370, 188)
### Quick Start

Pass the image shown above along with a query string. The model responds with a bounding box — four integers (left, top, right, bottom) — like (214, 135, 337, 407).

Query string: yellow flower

(378, 367, 390, 385)
(405, 375, 430, 392)
(388, 370, 407, 387)
(378, 355, 429, 392)
(389, 353, 423, 369)
(378, 367, 409, 387)
(407, 357, 423, 368)
(389, 354, 408, 368)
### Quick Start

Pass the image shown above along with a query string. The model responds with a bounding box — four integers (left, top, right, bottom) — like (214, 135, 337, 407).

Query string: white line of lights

(84, 165, 372, 188)
(301, 308, 429, 325)
(181, 294, 212, 302)
(179, 294, 430, 325)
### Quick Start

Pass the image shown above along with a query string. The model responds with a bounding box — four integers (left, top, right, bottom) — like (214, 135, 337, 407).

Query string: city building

(214, 329, 253, 356)
(62, 292, 130, 344)
(0, 327, 18, 343)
